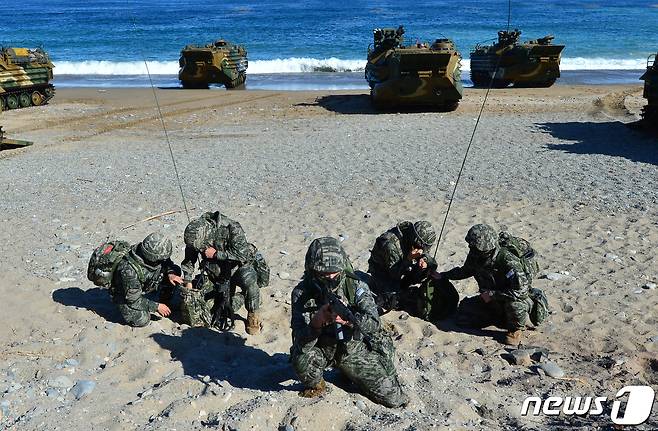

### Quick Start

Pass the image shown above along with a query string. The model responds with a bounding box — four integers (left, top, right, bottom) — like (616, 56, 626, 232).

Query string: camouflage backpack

(529, 287, 549, 326)
(416, 278, 459, 321)
(498, 232, 540, 280)
(87, 240, 132, 287)
(250, 244, 270, 288)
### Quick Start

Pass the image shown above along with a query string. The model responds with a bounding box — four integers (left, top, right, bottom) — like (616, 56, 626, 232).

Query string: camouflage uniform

(367, 221, 458, 320)
(110, 233, 179, 327)
(443, 224, 540, 333)
(180, 211, 260, 330)
(291, 237, 408, 408)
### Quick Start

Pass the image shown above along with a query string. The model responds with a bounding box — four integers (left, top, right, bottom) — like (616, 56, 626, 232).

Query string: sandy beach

(0, 85, 656, 430)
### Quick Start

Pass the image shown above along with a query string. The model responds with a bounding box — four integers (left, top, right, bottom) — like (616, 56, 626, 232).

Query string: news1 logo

(521, 386, 656, 425)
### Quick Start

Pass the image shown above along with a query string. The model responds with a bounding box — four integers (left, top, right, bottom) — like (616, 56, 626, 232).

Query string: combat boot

(246, 311, 260, 335)
(504, 329, 522, 346)
(299, 379, 326, 398)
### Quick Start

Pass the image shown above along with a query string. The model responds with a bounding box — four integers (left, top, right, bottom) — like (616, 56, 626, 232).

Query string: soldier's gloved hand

(311, 303, 335, 329)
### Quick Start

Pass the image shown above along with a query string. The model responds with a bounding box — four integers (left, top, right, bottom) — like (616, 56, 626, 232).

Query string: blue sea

(2, 0, 657, 89)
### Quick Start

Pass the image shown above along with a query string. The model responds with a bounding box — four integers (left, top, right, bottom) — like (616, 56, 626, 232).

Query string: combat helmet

(412, 221, 437, 249)
(139, 232, 173, 263)
(305, 237, 345, 274)
(465, 224, 498, 252)
(184, 217, 214, 251)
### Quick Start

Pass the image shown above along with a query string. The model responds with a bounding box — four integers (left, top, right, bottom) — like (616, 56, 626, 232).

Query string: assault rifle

(210, 278, 234, 331)
(324, 289, 372, 348)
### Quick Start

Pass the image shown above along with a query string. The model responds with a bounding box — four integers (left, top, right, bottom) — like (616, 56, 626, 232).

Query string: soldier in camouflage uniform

(110, 232, 182, 327)
(368, 221, 458, 320)
(291, 237, 408, 408)
(440, 224, 546, 346)
(180, 211, 262, 335)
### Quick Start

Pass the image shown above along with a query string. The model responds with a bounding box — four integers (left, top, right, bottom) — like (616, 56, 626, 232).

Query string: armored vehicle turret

(470, 30, 564, 88)
(365, 26, 463, 110)
(178, 39, 248, 89)
(639, 52, 657, 126)
(0, 47, 55, 111)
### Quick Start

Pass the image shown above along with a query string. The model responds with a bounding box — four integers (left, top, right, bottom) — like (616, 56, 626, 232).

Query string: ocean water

(2, 0, 657, 89)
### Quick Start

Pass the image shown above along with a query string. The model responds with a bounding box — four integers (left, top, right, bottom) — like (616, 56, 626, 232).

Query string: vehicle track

(60, 92, 281, 143)
(28, 93, 231, 132)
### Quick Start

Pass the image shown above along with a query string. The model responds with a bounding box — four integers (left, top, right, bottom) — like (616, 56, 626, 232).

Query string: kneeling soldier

(290, 237, 409, 408)
(440, 224, 548, 346)
(368, 220, 458, 320)
(111, 232, 182, 327)
(180, 211, 267, 334)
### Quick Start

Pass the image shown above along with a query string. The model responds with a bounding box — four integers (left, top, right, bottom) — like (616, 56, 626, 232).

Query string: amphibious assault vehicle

(365, 26, 463, 109)
(639, 52, 657, 126)
(0, 47, 55, 111)
(470, 29, 564, 88)
(178, 40, 248, 89)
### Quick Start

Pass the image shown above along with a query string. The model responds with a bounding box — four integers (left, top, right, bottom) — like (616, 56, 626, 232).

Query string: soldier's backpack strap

(123, 252, 146, 285)
(343, 271, 361, 306)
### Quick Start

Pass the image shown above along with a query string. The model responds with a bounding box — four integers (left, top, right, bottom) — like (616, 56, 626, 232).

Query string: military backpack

(252, 246, 270, 288)
(498, 232, 539, 280)
(87, 240, 132, 287)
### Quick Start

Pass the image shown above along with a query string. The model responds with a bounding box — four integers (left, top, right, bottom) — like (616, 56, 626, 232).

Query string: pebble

(283, 425, 294, 431)
(278, 272, 290, 280)
(7, 382, 23, 393)
(338, 234, 349, 242)
(604, 253, 619, 260)
(399, 312, 409, 321)
(538, 361, 565, 378)
(71, 380, 96, 399)
(509, 350, 533, 366)
(64, 359, 80, 368)
(643, 283, 656, 290)
(45, 388, 60, 398)
(49, 376, 74, 390)
(279, 250, 288, 255)
(355, 400, 367, 410)
(202, 375, 211, 383)
(54, 243, 70, 252)
(543, 272, 575, 282)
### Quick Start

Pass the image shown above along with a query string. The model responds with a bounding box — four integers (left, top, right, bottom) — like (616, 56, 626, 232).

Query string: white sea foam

(249, 57, 366, 73)
(53, 56, 647, 75)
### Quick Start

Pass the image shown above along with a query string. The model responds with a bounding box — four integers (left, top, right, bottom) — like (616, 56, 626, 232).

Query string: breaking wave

(53, 58, 366, 75)
(53, 56, 647, 75)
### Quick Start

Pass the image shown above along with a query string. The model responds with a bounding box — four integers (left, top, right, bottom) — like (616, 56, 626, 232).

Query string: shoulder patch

(506, 269, 515, 279)
(355, 286, 365, 298)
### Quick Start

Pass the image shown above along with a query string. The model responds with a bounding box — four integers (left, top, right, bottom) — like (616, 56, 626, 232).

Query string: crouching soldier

(290, 237, 409, 408)
(440, 224, 549, 346)
(368, 220, 459, 321)
(110, 232, 182, 327)
(180, 211, 268, 335)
